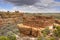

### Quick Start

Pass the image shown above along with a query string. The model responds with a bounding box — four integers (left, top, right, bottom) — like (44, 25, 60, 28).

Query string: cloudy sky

(0, 0, 60, 13)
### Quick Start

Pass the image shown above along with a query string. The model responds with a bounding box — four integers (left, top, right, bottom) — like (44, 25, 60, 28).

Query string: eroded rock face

(0, 13, 23, 28)
(23, 15, 55, 28)
(55, 19, 60, 24)
(17, 15, 55, 37)
(17, 24, 41, 37)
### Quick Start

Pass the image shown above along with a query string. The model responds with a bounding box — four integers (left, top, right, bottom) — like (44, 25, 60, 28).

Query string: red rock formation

(55, 19, 60, 24)
(23, 16, 55, 28)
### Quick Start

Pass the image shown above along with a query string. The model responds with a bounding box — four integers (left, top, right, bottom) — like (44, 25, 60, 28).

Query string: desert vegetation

(0, 11, 60, 40)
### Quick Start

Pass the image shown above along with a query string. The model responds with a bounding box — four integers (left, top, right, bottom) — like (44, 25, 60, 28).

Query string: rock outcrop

(17, 15, 55, 37)
(23, 16, 55, 28)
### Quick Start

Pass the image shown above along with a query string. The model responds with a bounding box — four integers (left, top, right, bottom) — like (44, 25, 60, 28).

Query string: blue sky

(55, 0, 60, 2)
(0, 0, 60, 13)
(0, 0, 14, 10)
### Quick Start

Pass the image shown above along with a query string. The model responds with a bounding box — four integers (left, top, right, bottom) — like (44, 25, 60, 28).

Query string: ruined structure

(17, 15, 55, 37)
(23, 16, 55, 28)
(0, 13, 23, 28)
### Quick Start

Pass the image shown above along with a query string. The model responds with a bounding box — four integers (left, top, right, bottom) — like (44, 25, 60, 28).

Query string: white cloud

(9, 6, 60, 13)
(2, 0, 60, 13)
(10, 7, 17, 12)
(0, 7, 7, 12)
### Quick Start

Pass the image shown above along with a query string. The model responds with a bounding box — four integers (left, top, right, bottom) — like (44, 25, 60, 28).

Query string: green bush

(7, 32, 16, 40)
(41, 27, 50, 36)
(0, 35, 16, 40)
(55, 26, 60, 31)
(8, 35, 16, 40)
(53, 26, 60, 37)
(46, 36, 56, 40)
(0, 36, 10, 40)
(37, 26, 60, 40)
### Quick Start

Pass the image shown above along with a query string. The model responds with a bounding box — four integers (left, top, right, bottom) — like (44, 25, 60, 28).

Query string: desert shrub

(7, 31, 16, 40)
(0, 35, 16, 40)
(37, 36, 46, 40)
(8, 35, 16, 40)
(37, 25, 60, 40)
(41, 27, 50, 36)
(46, 36, 56, 40)
(53, 26, 60, 38)
(0, 36, 10, 40)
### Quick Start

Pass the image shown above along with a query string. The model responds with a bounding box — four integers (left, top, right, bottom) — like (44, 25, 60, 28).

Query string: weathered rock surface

(17, 24, 44, 37)
(23, 16, 55, 28)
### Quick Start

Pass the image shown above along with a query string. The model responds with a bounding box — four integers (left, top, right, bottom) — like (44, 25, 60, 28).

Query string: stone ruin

(0, 13, 23, 28)
(23, 16, 55, 28)
(17, 15, 55, 37)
